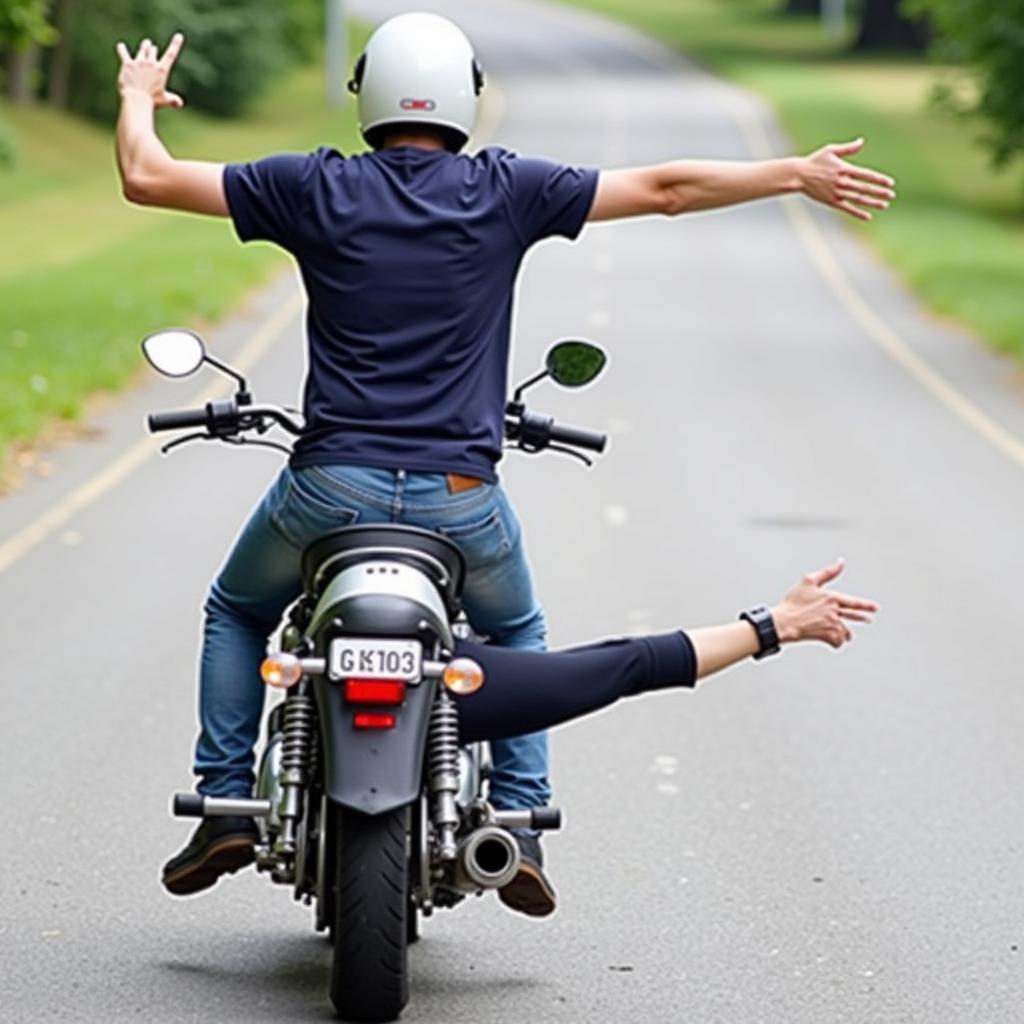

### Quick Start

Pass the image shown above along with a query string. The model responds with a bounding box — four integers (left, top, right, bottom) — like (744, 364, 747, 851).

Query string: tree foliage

(908, 0, 1024, 168)
(0, 0, 56, 50)
(1, 0, 323, 119)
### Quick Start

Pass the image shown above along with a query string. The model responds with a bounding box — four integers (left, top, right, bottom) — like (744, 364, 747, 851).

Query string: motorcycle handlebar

(504, 406, 607, 457)
(147, 401, 303, 437)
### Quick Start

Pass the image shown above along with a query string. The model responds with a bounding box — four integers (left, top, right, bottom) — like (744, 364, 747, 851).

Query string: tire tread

(330, 805, 410, 1022)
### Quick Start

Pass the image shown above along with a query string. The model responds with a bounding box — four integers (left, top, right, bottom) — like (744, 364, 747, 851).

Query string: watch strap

(739, 605, 781, 660)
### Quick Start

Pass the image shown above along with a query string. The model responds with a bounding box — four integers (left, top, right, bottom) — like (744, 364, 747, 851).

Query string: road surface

(2, 1, 1023, 1021)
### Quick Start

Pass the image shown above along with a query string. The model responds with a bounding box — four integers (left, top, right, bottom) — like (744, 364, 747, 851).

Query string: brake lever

(504, 440, 593, 467)
(547, 443, 593, 467)
(223, 435, 293, 456)
(160, 431, 211, 456)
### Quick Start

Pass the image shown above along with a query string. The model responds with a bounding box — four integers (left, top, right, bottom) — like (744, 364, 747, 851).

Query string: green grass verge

(0, 32, 367, 467)
(566, 0, 1024, 360)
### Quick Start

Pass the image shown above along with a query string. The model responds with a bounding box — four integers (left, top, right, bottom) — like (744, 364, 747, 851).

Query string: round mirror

(142, 329, 206, 378)
(546, 340, 608, 388)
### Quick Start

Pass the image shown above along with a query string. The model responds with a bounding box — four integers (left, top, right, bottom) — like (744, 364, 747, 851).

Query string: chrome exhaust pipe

(453, 826, 521, 891)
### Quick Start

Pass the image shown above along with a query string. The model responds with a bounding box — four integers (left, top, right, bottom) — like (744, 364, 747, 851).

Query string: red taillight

(344, 679, 407, 705)
(353, 712, 397, 730)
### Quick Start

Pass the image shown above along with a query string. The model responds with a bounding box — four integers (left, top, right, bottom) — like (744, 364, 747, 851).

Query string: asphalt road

(3, 1, 1024, 1022)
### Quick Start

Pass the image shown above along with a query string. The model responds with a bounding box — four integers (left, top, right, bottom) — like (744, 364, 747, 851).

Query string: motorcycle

(142, 327, 608, 1022)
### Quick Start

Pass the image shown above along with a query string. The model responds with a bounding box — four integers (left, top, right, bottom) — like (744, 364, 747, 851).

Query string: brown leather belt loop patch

(446, 473, 484, 495)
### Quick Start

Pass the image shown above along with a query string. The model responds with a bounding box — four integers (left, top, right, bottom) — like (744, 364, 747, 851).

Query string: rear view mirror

(142, 329, 206, 378)
(545, 340, 607, 388)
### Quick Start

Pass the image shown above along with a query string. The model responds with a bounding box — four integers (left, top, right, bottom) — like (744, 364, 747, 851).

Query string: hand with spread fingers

(799, 138, 897, 222)
(116, 32, 186, 109)
(772, 558, 879, 649)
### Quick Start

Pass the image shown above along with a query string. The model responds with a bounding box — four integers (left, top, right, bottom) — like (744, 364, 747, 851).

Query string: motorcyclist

(114, 15, 895, 915)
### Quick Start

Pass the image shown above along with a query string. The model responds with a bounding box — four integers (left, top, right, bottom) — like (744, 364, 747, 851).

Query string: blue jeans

(194, 464, 549, 811)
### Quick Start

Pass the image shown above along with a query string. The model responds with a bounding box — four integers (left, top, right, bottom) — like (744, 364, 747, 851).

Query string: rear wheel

(330, 804, 410, 1023)
(406, 896, 419, 946)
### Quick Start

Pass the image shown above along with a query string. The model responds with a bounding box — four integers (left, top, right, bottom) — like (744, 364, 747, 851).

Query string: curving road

(2, 2, 1024, 1022)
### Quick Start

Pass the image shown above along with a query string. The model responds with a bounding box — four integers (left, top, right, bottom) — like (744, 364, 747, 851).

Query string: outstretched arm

(455, 559, 878, 744)
(588, 139, 895, 223)
(115, 33, 228, 215)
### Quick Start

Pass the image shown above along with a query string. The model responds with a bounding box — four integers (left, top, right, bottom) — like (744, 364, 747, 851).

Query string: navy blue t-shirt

(223, 146, 598, 482)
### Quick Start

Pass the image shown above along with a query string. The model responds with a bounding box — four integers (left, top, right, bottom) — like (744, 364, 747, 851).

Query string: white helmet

(349, 13, 485, 152)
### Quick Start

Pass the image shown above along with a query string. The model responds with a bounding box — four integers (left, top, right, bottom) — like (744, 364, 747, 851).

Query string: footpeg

(171, 793, 272, 818)
(492, 806, 562, 831)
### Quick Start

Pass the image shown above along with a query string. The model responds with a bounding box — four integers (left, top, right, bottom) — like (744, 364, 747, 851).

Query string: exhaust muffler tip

(454, 826, 521, 890)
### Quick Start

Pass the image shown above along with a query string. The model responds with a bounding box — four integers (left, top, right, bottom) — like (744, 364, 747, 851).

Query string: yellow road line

(0, 290, 304, 575)
(559, 5, 1024, 470)
(711, 74, 1024, 471)
(781, 196, 1024, 468)
(0, 73, 511, 578)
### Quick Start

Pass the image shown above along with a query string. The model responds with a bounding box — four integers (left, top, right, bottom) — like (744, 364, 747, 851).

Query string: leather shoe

(499, 831, 557, 917)
(162, 816, 258, 897)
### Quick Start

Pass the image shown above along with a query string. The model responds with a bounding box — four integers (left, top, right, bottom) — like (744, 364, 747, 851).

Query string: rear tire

(406, 896, 419, 945)
(330, 804, 410, 1023)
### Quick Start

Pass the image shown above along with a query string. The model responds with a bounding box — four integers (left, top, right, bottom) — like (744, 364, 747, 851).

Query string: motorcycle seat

(302, 524, 466, 614)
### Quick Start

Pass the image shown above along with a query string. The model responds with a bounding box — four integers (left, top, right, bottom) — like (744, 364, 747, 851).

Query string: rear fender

(315, 673, 436, 815)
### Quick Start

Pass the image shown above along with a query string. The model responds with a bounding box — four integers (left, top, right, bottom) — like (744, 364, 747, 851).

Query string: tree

(908, 0, 1024, 168)
(782, 0, 822, 13)
(853, 0, 930, 51)
(46, 0, 76, 107)
(49, 0, 324, 122)
(0, 0, 57, 102)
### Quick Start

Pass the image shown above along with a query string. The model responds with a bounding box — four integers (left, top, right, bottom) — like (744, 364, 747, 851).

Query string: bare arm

(588, 139, 896, 223)
(115, 34, 227, 215)
(689, 559, 878, 680)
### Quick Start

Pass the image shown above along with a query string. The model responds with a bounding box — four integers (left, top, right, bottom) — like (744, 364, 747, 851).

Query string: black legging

(451, 631, 697, 743)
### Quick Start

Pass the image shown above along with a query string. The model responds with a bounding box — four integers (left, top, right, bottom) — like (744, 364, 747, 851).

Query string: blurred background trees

(781, 0, 930, 50)
(853, 0, 930, 51)
(909, 0, 1024, 170)
(774, 0, 1022, 169)
(0, 0, 324, 119)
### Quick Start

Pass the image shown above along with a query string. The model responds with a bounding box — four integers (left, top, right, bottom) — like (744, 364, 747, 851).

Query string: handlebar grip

(148, 407, 208, 433)
(548, 422, 607, 454)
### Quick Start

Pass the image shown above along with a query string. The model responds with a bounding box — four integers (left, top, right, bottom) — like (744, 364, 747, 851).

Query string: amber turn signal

(442, 657, 485, 695)
(261, 652, 303, 689)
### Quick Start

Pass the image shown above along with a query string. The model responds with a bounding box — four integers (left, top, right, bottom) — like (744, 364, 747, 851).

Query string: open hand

(799, 139, 896, 222)
(772, 558, 878, 649)
(116, 32, 185, 109)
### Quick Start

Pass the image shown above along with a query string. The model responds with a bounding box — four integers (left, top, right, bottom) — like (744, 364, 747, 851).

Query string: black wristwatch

(739, 605, 781, 660)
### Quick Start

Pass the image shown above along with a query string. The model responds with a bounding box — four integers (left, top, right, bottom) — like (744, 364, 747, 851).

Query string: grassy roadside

(565, 0, 1024, 362)
(0, 34, 366, 482)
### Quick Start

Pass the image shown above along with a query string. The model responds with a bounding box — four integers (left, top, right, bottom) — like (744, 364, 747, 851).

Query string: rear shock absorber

(428, 690, 461, 861)
(275, 685, 316, 874)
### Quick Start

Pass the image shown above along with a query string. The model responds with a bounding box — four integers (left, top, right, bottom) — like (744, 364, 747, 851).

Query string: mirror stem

(204, 354, 253, 406)
(512, 369, 549, 405)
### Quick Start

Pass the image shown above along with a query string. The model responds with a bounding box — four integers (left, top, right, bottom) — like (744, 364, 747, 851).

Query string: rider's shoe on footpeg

(162, 815, 258, 897)
(498, 831, 557, 918)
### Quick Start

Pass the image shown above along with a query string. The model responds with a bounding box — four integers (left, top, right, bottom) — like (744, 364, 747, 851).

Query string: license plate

(329, 638, 422, 682)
